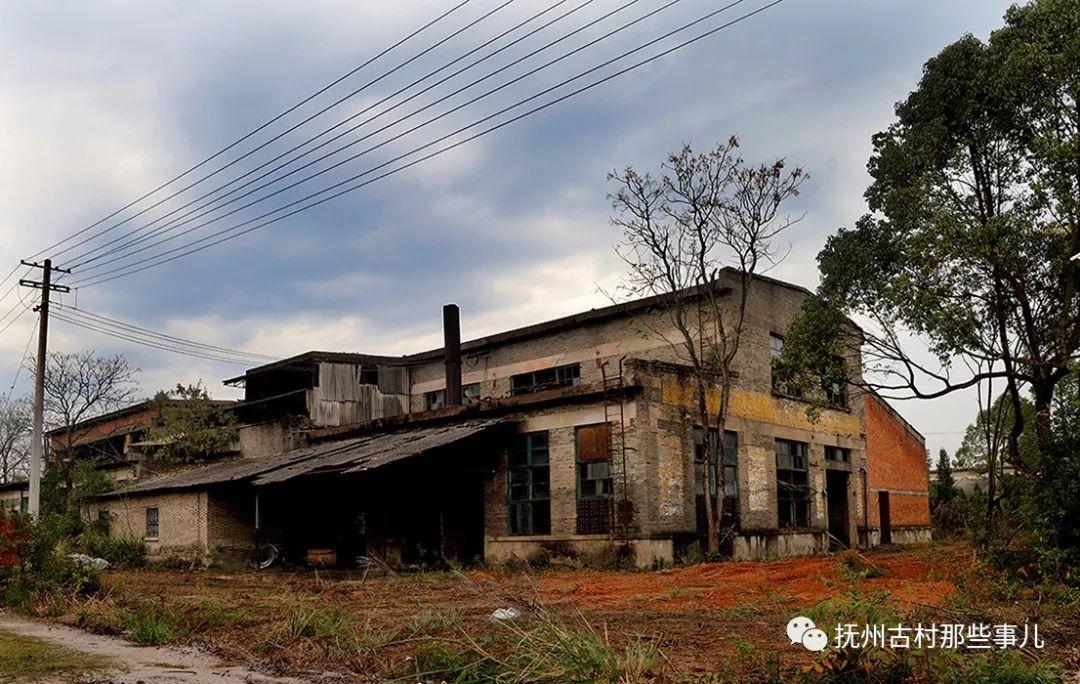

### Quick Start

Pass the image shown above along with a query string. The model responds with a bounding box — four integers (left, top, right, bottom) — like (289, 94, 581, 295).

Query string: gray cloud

(0, 0, 1016, 455)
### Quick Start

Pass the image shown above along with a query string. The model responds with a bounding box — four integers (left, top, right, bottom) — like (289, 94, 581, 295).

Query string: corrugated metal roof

(255, 418, 504, 485)
(98, 418, 505, 497)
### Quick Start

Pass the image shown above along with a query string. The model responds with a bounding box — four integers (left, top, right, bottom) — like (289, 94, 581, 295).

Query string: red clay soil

(527, 545, 959, 613)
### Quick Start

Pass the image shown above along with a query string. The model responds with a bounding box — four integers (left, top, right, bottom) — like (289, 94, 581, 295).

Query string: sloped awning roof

(96, 418, 506, 499)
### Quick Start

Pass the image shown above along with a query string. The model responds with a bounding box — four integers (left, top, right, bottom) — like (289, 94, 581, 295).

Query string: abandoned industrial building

(71, 269, 930, 567)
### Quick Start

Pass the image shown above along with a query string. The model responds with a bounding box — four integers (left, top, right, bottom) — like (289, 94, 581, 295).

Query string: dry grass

(37, 543, 1077, 682)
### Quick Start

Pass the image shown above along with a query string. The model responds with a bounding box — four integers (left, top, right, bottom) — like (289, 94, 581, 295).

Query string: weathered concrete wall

(476, 275, 871, 563)
(238, 421, 289, 459)
(485, 536, 673, 567)
(733, 530, 826, 560)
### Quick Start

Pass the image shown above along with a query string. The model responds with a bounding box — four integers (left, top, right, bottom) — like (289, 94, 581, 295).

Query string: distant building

(79, 270, 930, 566)
(0, 480, 28, 514)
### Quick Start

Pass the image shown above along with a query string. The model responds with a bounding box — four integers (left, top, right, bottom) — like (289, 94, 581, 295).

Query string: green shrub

(80, 532, 145, 569)
(933, 651, 1062, 684)
(122, 600, 177, 646)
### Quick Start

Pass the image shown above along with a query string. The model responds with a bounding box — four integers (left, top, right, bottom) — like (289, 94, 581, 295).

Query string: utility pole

(19, 259, 70, 518)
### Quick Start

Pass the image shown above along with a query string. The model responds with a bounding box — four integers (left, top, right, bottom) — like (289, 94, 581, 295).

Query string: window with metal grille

(508, 432, 550, 535)
(576, 424, 613, 534)
(776, 439, 810, 528)
(825, 445, 851, 463)
(694, 428, 739, 530)
(145, 507, 160, 539)
(424, 382, 481, 410)
(509, 364, 581, 396)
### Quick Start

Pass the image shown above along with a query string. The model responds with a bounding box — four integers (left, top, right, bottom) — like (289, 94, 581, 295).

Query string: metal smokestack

(443, 304, 462, 406)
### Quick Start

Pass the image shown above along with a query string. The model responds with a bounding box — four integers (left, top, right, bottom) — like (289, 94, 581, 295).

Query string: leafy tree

(932, 448, 957, 506)
(777, 0, 1078, 478)
(609, 138, 805, 552)
(146, 383, 237, 465)
(954, 394, 1037, 470)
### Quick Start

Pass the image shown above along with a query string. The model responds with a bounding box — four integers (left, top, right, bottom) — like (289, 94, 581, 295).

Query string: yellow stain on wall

(660, 377, 860, 436)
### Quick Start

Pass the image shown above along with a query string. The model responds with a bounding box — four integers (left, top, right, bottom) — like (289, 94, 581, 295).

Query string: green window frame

(508, 432, 551, 535)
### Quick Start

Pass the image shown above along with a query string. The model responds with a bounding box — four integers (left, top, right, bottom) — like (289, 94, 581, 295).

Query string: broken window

(510, 364, 581, 396)
(694, 428, 739, 530)
(508, 432, 551, 535)
(145, 507, 160, 539)
(576, 424, 613, 534)
(770, 333, 803, 397)
(776, 439, 810, 528)
(825, 445, 851, 463)
(359, 366, 380, 385)
(823, 355, 848, 408)
(424, 382, 481, 411)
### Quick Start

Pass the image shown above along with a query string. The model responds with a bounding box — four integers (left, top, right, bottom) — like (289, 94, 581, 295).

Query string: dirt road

(0, 613, 302, 684)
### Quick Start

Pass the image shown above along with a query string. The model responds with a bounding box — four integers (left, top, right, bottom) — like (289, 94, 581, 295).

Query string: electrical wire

(5, 310, 38, 401)
(27, 0, 473, 261)
(46, 0, 502, 264)
(74, 0, 782, 287)
(63, 0, 597, 269)
(50, 311, 267, 366)
(71, 0, 681, 277)
(54, 304, 274, 363)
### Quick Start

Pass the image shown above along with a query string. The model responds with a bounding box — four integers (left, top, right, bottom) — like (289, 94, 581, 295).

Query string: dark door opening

(826, 470, 850, 550)
(878, 491, 892, 545)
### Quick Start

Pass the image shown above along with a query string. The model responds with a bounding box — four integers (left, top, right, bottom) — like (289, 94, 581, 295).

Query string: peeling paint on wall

(658, 432, 684, 517)
(660, 381, 861, 436)
(746, 445, 771, 514)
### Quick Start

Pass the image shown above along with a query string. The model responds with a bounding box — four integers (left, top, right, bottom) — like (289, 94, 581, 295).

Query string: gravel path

(0, 613, 303, 684)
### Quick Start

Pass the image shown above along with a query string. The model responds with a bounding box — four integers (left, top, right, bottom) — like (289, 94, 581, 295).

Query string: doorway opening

(825, 469, 850, 550)
(878, 491, 892, 545)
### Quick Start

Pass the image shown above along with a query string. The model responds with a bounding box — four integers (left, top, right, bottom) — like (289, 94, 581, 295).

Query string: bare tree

(0, 396, 31, 483)
(609, 138, 805, 553)
(29, 351, 140, 461)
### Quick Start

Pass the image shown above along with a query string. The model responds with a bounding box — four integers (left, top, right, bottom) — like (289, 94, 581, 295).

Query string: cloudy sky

(0, 0, 1017, 456)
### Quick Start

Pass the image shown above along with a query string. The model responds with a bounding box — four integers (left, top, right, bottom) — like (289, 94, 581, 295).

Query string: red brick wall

(865, 394, 931, 528)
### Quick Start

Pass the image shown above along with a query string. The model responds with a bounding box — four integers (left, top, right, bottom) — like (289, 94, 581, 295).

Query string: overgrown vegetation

(0, 629, 112, 683)
(776, 0, 1080, 590)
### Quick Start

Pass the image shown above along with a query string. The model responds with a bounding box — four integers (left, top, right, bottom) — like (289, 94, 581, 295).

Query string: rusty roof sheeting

(254, 418, 505, 485)
(98, 418, 506, 497)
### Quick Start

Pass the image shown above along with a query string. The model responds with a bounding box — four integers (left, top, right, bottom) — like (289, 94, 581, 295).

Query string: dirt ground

(0, 615, 302, 684)
(37, 542, 1080, 681)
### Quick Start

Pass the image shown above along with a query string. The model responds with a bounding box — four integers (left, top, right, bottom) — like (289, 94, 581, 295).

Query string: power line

(50, 310, 268, 366)
(71, 0, 683, 278)
(46, 0, 499, 264)
(55, 305, 275, 361)
(64, 0, 598, 269)
(6, 310, 38, 401)
(74, 0, 781, 287)
(27, 0, 474, 261)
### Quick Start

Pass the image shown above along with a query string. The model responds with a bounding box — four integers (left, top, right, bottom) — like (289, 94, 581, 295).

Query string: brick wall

(865, 393, 931, 531)
(90, 491, 210, 560)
